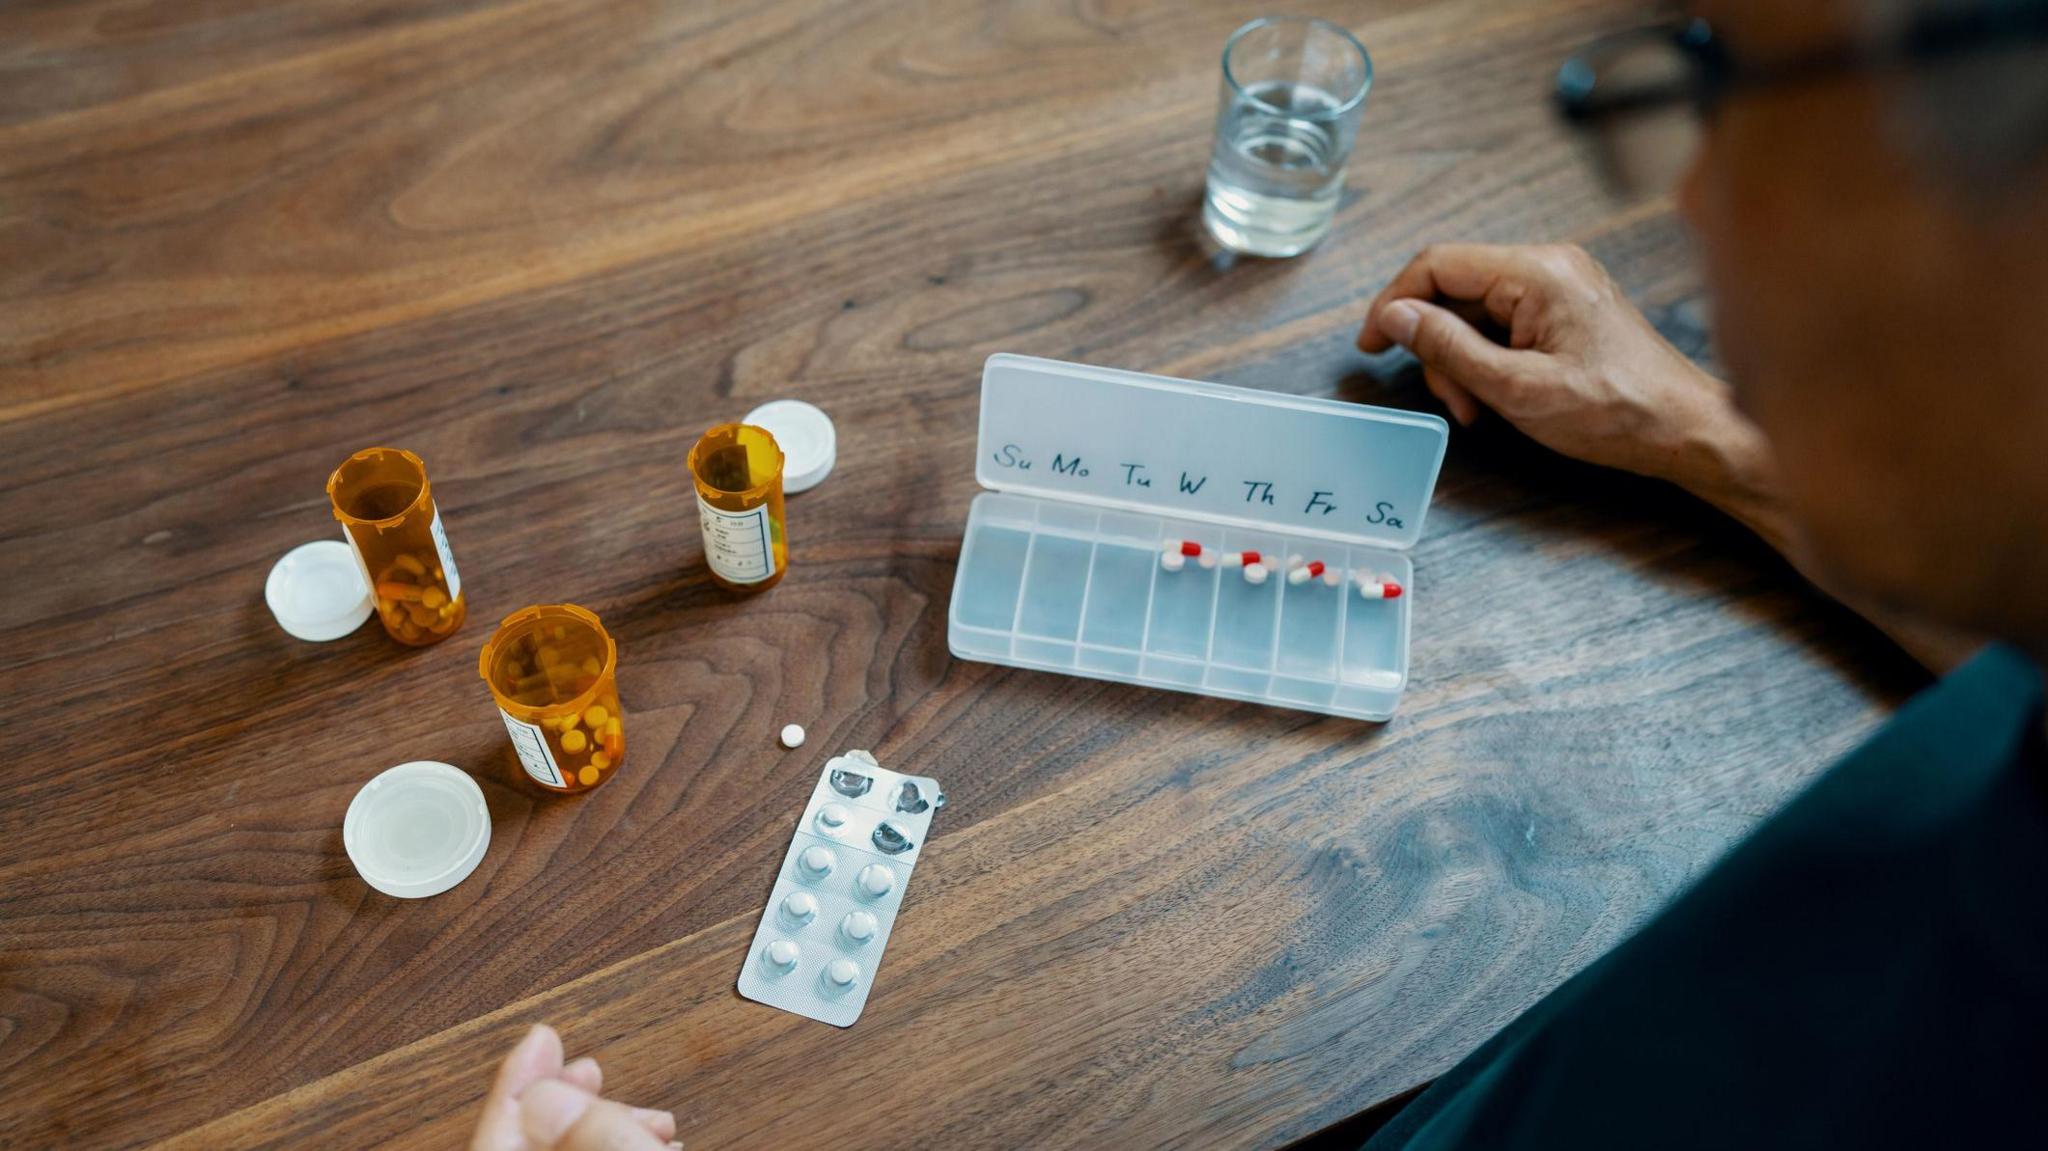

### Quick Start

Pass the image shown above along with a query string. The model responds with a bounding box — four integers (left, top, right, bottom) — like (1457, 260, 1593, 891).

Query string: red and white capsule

(1286, 559, 1329, 586)
(1220, 550, 1271, 584)
(1353, 570, 1405, 599)
(1282, 557, 1343, 587)
(1161, 539, 1218, 572)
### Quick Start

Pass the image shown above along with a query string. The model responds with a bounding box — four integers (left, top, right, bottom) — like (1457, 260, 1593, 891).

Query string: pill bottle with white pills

(478, 604, 626, 794)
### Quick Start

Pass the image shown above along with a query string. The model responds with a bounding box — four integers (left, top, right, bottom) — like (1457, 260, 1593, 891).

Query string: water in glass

(1204, 80, 1350, 257)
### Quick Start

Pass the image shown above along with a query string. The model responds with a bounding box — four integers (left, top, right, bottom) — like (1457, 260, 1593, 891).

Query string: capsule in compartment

(1354, 571, 1405, 600)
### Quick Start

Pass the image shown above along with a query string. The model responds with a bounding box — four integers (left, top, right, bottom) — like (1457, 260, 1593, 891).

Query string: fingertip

(1377, 300, 1422, 348)
(491, 1022, 565, 1099)
(518, 1079, 598, 1145)
(632, 1106, 678, 1139)
(527, 1024, 563, 1064)
(561, 1056, 603, 1094)
(1357, 316, 1387, 353)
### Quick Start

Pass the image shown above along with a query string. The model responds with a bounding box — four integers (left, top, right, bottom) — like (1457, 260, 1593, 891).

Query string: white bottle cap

(343, 761, 491, 898)
(742, 400, 836, 494)
(266, 540, 374, 641)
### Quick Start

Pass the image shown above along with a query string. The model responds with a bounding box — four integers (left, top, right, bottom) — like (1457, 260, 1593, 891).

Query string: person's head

(1676, 0, 2048, 644)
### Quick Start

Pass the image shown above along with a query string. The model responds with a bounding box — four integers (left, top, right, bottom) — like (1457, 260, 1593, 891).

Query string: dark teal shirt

(1367, 644, 2048, 1149)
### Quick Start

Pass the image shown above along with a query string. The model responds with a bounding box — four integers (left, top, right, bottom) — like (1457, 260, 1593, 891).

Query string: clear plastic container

(688, 424, 788, 592)
(478, 604, 626, 793)
(948, 355, 1447, 721)
(327, 447, 466, 646)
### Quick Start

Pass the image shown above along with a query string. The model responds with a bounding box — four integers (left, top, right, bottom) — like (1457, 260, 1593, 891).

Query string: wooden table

(0, 1, 1924, 1147)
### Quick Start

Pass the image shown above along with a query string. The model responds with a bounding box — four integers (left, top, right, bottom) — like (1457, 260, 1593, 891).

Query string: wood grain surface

(0, 1, 1924, 1148)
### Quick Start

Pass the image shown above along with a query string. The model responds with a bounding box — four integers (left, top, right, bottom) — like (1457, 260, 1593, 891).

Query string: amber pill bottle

(327, 447, 465, 646)
(479, 604, 626, 793)
(687, 423, 787, 592)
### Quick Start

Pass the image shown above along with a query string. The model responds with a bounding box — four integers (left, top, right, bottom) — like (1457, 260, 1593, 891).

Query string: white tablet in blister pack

(737, 751, 944, 1027)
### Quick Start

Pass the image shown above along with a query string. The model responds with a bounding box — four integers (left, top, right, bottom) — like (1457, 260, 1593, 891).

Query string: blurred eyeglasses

(1556, 5, 2048, 199)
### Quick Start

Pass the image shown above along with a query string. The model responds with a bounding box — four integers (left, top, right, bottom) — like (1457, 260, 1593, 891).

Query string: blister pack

(736, 751, 945, 1026)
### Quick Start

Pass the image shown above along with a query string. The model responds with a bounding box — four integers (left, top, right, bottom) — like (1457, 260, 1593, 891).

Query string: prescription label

(430, 510, 462, 600)
(697, 498, 773, 584)
(499, 710, 563, 787)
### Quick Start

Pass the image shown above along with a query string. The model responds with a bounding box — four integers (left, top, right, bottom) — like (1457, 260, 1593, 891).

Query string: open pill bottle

(687, 423, 787, 592)
(478, 603, 626, 793)
(327, 447, 466, 646)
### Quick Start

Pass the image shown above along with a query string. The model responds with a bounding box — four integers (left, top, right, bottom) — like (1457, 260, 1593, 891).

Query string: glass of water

(1203, 16, 1372, 257)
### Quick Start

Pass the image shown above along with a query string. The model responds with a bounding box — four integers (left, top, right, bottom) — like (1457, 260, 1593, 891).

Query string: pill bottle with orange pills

(327, 447, 466, 645)
(687, 423, 788, 592)
(479, 604, 626, 793)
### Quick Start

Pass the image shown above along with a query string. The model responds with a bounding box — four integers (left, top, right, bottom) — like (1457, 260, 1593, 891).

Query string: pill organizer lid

(266, 539, 374, 641)
(975, 354, 1448, 550)
(743, 399, 836, 494)
(343, 760, 491, 899)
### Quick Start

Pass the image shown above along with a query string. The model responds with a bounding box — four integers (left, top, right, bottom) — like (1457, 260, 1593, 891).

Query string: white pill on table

(855, 862, 895, 900)
(1243, 562, 1269, 585)
(824, 958, 860, 990)
(799, 845, 836, 878)
(840, 910, 878, 945)
(764, 939, 800, 971)
(816, 802, 849, 830)
(1161, 550, 1185, 572)
(782, 891, 818, 924)
(780, 723, 806, 749)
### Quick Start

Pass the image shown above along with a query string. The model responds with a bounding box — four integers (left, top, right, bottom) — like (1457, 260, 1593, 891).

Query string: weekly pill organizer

(948, 354, 1448, 721)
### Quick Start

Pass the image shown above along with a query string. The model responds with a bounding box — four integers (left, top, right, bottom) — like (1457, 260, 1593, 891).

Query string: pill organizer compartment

(949, 355, 1447, 721)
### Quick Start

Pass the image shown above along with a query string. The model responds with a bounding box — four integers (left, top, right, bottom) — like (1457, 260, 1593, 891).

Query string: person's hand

(470, 1024, 678, 1151)
(1358, 243, 1772, 505)
(1357, 243, 1991, 674)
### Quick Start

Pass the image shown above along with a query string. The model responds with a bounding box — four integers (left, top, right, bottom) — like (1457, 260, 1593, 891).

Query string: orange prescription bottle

(687, 423, 787, 592)
(478, 604, 626, 793)
(327, 447, 466, 646)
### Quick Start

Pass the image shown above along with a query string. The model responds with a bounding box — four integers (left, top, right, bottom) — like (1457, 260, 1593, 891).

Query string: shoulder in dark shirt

(1368, 645, 2048, 1150)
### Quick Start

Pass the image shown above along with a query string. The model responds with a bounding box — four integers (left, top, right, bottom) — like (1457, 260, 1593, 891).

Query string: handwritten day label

(974, 354, 1447, 548)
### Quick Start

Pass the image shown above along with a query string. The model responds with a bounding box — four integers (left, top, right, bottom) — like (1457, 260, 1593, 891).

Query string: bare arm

(1359, 243, 1982, 674)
